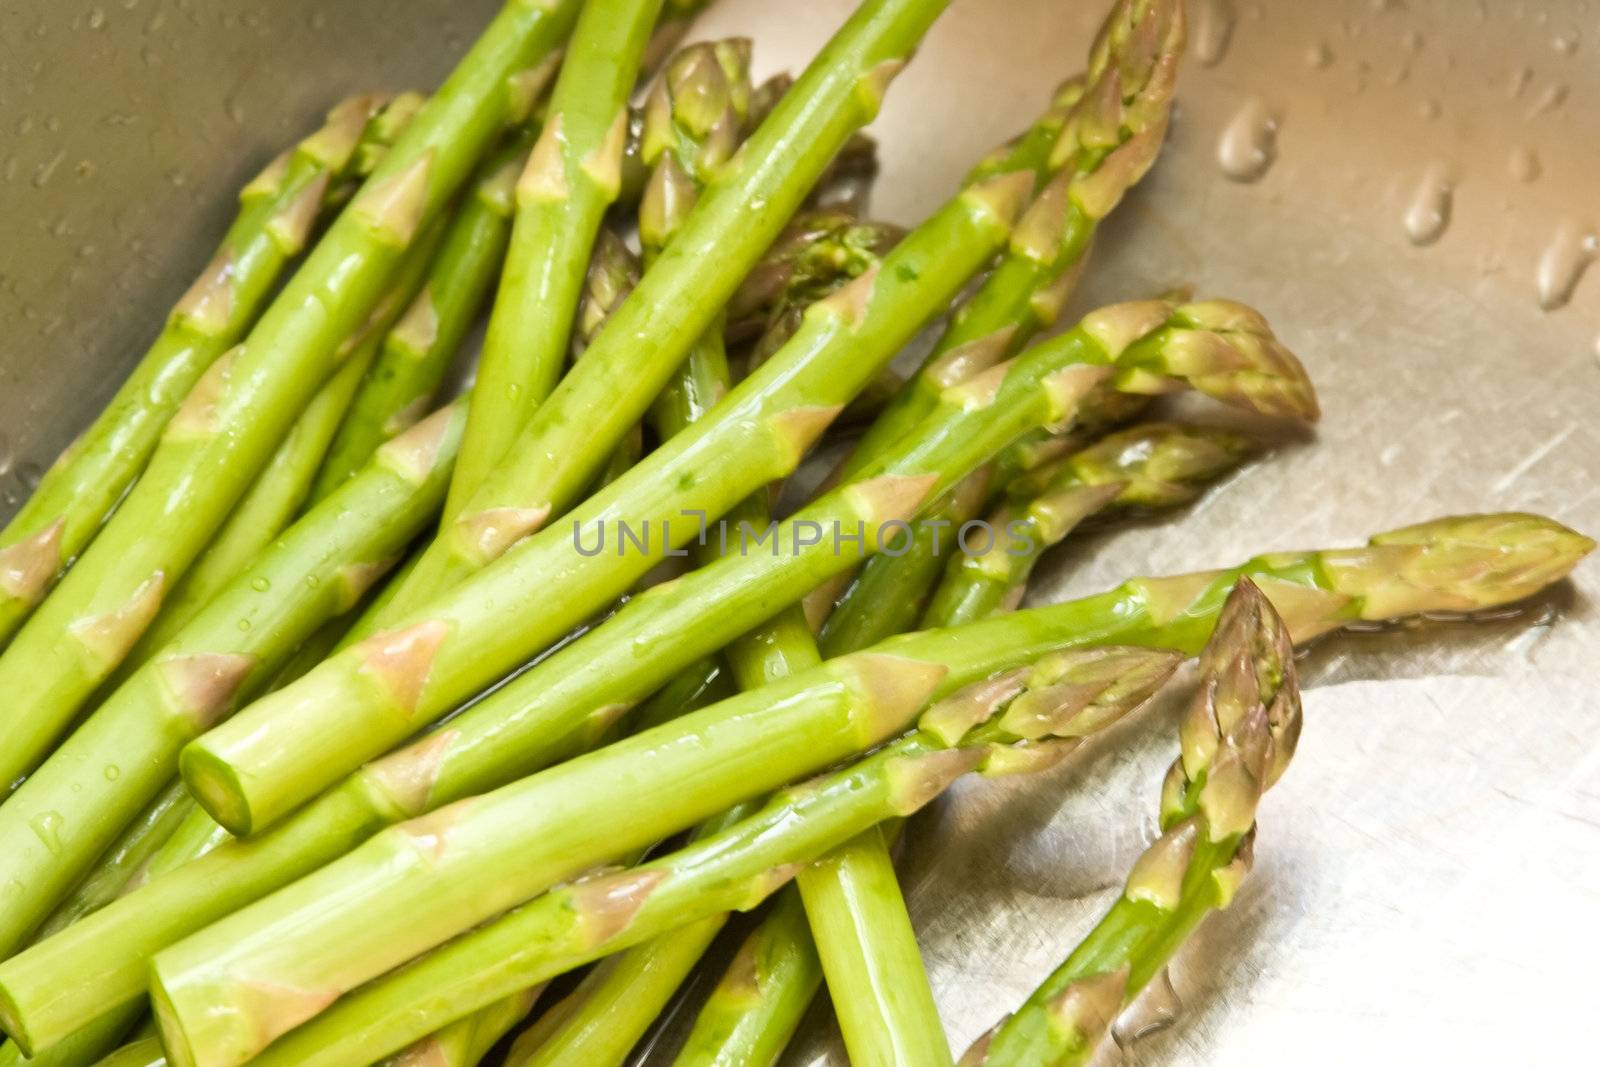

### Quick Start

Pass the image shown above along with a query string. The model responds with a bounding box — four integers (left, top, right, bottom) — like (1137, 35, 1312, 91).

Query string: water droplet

(32, 151, 65, 188)
(88, 7, 106, 30)
(236, 618, 253, 633)
(17, 462, 43, 490)
(29, 811, 65, 856)
(1535, 221, 1598, 311)
(1508, 146, 1542, 182)
(1508, 65, 1533, 98)
(166, 169, 188, 188)
(250, 576, 270, 592)
(225, 96, 246, 125)
(1403, 165, 1454, 247)
(1305, 41, 1334, 69)
(1192, 0, 1236, 67)
(309, 11, 327, 29)
(1528, 82, 1568, 117)
(1400, 28, 1423, 52)
(102, 111, 137, 127)
(1416, 98, 1441, 120)
(1217, 98, 1279, 183)
(303, 574, 321, 589)
(1552, 32, 1579, 55)
(1112, 966, 1183, 1048)
(103, 764, 121, 781)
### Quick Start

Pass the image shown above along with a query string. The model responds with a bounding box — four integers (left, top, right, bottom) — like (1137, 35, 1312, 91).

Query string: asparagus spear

(444, 0, 662, 517)
(367, 0, 953, 626)
(0, 94, 382, 651)
(170, 647, 1181, 1067)
(0, 0, 582, 788)
(925, 423, 1261, 627)
(380, 987, 543, 1067)
(963, 579, 1299, 1066)
(671, 889, 823, 1067)
(307, 127, 539, 500)
(0, 403, 466, 957)
(641, 0, 719, 81)
(4, 512, 1583, 1055)
(114, 216, 451, 675)
(87, 1037, 166, 1067)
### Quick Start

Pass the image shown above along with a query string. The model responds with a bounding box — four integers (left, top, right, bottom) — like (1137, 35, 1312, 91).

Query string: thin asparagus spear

(846, 0, 1186, 472)
(115, 217, 450, 674)
(0, 404, 466, 957)
(307, 127, 539, 500)
(641, 0, 718, 79)
(222, 646, 1180, 1067)
(444, 0, 662, 517)
(89, 1037, 165, 1067)
(0, 95, 381, 651)
(4, 512, 1583, 1053)
(963, 579, 1299, 1066)
(379, 986, 543, 1067)
(671, 889, 822, 1067)
(369, 0, 953, 627)
(0, 0, 582, 788)
(925, 423, 1261, 627)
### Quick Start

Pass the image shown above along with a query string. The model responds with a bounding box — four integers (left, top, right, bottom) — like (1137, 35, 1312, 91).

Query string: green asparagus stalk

(346, 92, 430, 187)
(115, 216, 450, 675)
(0, 94, 382, 651)
(217, 646, 1181, 1067)
(925, 423, 1261, 627)
(963, 579, 1300, 1066)
(380, 986, 543, 1067)
(641, 0, 719, 80)
(370, 0, 953, 626)
(4, 512, 1583, 1054)
(671, 889, 822, 1067)
(0, 403, 466, 957)
(796, 822, 950, 1066)
(845, 0, 1186, 472)
(88, 1037, 166, 1067)
(0, 0, 582, 788)
(444, 0, 662, 517)
(307, 128, 538, 500)
(177, 169, 1038, 834)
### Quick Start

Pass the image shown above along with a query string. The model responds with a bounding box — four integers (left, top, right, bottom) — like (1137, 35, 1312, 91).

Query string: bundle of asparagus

(0, 1, 1592, 1066)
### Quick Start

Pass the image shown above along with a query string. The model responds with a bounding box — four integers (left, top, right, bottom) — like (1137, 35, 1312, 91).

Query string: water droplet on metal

(1528, 81, 1568, 117)
(1508, 146, 1542, 182)
(1400, 28, 1423, 52)
(1416, 98, 1441, 120)
(1403, 165, 1454, 247)
(88, 7, 106, 30)
(29, 811, 65, 856)
(17, 462, 43, 490)
(1192, 0, 1236, 67)
(1217, 98, 1278, 183)
(1112, 966, 1183, 1048)
(32, 150, 65, 188)
(1535, 221, 1598, 311)
(1552, 32, 1579, 55)
(225, 97, 246, 125)
(1305, 41, 1334, 68)
(1508, 65, 1533, 98)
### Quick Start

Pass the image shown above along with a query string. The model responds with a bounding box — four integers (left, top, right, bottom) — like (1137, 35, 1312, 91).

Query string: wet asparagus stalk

(444, 0, 659, 516)
(962, 579, 1300, 1066)
(0, 404, 466, 957)
(306, 125, 541, 499)
(0, 94, 383, 651)
(174, 647, 1183, 1067)
(115, 215, 451, 674)
(0, 0, 582, 788)
(925, 422, 1262, 627)
(806, 0, 1186, 634)
(0, 513, 1584, 1055)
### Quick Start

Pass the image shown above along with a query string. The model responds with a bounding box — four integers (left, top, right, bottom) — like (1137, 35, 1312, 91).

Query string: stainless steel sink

(4, 1, 1597, 1063)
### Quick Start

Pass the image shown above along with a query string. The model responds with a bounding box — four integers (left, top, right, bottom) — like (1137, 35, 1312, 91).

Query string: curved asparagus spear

(178, 167, 1038, 835)
(925, 423, 1261, 627)
(370, 0, 953, 625)
(0, 0, 582, 788)
(307, 127, 538, 499)
(116, 216, 450, 674)
(964, 579, 1300, 1066)
(3, 512, 1583, 1054)
(0, 94, 382, 651)
(167, 646, 1175, 1067)
(380, 987, 543, 1067)
(0, 404, 466, 957)
(444, 0, 661, 516)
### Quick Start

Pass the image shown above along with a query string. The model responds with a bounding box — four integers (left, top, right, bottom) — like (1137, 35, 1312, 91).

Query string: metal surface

(3, 1, 1598, 1063)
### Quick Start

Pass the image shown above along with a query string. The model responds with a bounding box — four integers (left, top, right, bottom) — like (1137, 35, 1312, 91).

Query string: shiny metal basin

(3, 1, 1597, 1063)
